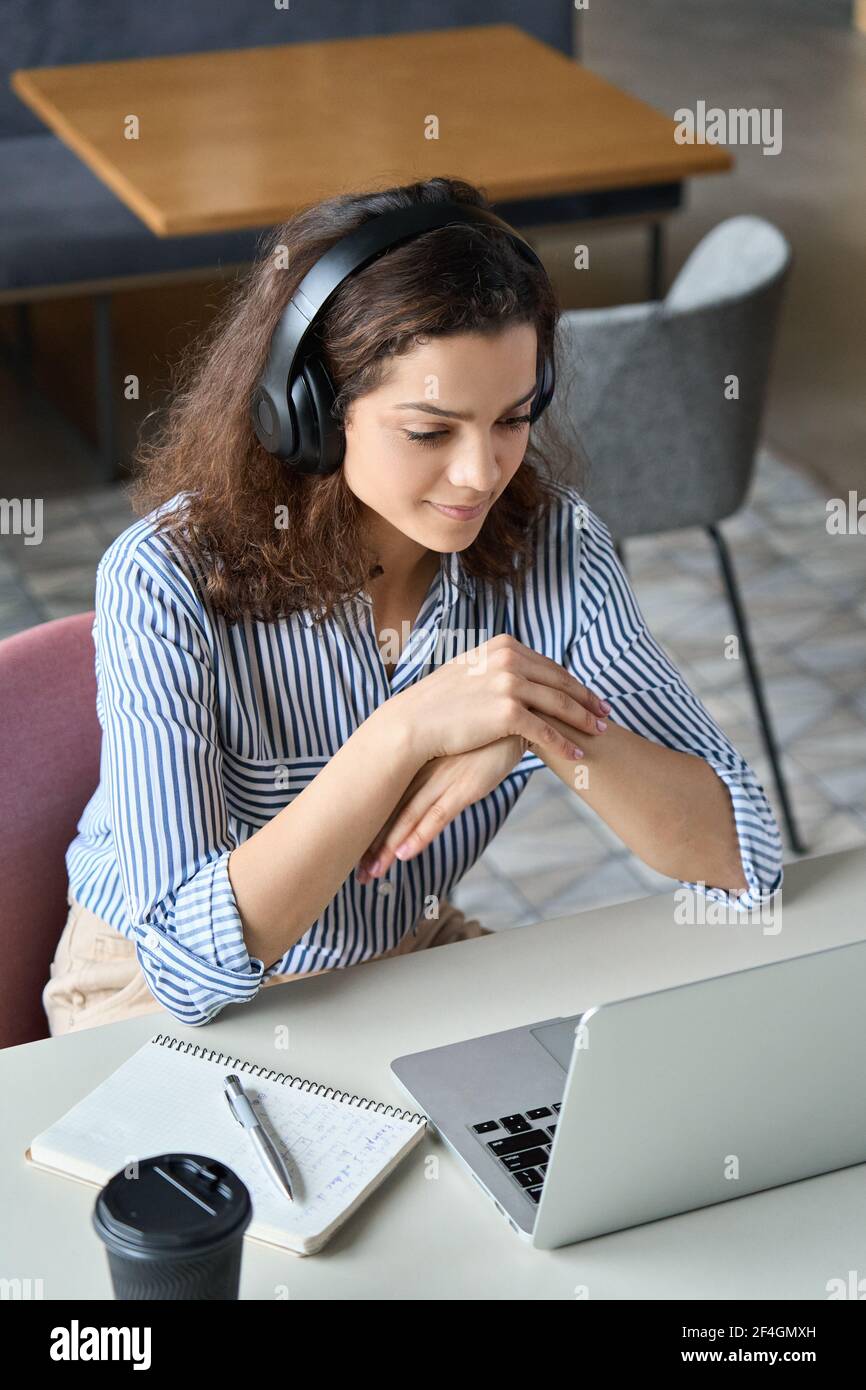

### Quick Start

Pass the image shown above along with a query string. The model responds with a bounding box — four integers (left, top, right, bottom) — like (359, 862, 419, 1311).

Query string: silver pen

(223, 1073, 294, 1201)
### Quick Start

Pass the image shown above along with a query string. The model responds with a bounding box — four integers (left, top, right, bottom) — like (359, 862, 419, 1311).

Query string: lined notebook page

(29, 1036, 425, 1254)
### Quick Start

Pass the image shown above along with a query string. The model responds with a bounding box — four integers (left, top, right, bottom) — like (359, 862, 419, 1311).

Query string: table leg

(93, 292, 118, 482)
(648, 222, 665, 300)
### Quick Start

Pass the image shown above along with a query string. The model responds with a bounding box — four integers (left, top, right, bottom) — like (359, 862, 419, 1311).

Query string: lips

(427, 499, 489, 520)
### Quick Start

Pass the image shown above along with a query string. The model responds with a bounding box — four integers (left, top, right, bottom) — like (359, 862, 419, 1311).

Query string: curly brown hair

(130, 175, 585, 625)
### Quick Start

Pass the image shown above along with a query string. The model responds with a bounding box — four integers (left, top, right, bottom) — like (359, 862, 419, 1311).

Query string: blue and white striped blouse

(67, 480, 783, 1027)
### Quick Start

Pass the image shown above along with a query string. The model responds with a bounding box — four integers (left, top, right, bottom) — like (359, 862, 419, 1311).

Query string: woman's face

(342, 323, 538, 552)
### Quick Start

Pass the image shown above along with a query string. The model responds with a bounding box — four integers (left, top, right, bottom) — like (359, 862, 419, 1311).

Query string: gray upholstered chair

(555, 215, 805, 853)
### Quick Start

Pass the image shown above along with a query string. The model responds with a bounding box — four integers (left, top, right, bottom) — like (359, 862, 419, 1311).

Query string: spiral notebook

(26, 1032, 427, 1256)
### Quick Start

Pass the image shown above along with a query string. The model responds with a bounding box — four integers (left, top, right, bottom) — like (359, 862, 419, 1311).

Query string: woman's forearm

(539, 714, 749, 894)
(228, 705, 419, 969)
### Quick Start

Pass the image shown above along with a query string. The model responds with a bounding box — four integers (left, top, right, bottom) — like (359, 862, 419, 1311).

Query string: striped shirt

(67, 481, 784, 1027)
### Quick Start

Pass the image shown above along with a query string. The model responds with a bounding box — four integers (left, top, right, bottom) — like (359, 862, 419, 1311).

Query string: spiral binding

(152, 1033, 427, 1126)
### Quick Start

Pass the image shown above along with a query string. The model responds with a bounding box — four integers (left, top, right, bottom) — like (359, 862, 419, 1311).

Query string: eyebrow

(392, 384, 537, 421)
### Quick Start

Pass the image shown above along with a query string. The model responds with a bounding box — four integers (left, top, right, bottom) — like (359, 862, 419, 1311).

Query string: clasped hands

(356, 634, 610, 884)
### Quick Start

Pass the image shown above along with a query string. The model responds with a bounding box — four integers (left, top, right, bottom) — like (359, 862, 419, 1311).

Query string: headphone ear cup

(289, 357, 345, 475)
(251, 384, 293, 457)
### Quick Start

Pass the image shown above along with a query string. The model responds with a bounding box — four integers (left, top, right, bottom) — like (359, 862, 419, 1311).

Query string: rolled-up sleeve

(94, 539, 266, 1025)
(562, 498, 784, 910)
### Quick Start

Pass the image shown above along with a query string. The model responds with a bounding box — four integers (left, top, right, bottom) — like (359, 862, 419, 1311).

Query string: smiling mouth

(426, 498, 491, 519)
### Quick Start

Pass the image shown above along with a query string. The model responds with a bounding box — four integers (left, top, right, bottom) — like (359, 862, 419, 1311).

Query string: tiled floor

(2, 447, 864, 928)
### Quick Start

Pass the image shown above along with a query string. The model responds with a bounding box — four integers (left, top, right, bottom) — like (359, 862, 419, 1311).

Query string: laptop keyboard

(470, 1103, 562, 1204)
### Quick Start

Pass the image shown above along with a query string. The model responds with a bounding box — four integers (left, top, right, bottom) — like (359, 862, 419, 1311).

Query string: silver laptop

(390, 937, 866, 1248)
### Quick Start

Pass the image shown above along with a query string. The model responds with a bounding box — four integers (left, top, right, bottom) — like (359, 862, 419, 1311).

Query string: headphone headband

(251, 200, 556, 471)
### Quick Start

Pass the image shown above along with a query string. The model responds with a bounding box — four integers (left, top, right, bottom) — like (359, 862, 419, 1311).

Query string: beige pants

(42, 892, 491, 1037)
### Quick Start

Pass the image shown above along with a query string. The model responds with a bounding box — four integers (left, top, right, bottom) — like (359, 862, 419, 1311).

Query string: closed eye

(403, 415, 531, 447)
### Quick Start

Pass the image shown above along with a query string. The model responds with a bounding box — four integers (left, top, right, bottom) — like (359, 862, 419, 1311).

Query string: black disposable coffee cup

(92, 1153, 252, 1300)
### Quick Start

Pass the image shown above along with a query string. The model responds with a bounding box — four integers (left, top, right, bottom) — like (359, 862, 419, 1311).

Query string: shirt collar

(300, 551, 475, 628)
(440, 549, 477, 608)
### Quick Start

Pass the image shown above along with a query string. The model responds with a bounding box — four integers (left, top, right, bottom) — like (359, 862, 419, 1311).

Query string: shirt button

(71, 990, 86, 1008)
(143, 930, 162, 950)
(377, 880, 393, 897)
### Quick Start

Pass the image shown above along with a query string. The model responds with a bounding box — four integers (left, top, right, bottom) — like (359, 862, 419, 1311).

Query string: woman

(44, 176, 783, 1036)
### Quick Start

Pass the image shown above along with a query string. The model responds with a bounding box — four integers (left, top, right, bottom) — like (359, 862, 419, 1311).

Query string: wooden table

(13, 22, 732, 284)
(11, 23, 732, 478)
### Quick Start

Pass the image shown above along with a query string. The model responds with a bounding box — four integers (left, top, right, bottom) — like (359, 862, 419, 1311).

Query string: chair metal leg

(93, 292, 118, 482)
(706, 523, 807, 855)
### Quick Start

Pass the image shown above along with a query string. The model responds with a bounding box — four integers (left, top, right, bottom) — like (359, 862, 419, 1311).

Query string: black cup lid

(92, 1153, 251, 1255)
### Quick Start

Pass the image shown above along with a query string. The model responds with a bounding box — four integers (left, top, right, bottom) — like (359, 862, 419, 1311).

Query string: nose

(445, 438, 502, 493)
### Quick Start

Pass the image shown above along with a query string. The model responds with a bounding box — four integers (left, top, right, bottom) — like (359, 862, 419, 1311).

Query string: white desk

(5, 846, 866, 1300)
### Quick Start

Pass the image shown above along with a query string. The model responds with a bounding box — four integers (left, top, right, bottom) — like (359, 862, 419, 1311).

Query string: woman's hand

(388, 633, 610, 766)
(355, 734, 531, 882)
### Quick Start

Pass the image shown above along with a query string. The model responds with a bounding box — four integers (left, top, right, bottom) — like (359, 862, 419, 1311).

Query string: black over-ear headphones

(250, 201, 556, 474)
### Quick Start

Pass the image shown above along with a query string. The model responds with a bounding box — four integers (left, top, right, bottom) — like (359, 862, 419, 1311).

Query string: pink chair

(0, 612, 101, 1048)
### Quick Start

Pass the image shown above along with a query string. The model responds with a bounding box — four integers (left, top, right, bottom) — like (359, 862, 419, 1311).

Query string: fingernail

(394, 843, 411, 860)
(571, 746, 585, 759)
(596, 719, 607, 732)
(599, 699, 611, 714)
(368, 856, 383, 875)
